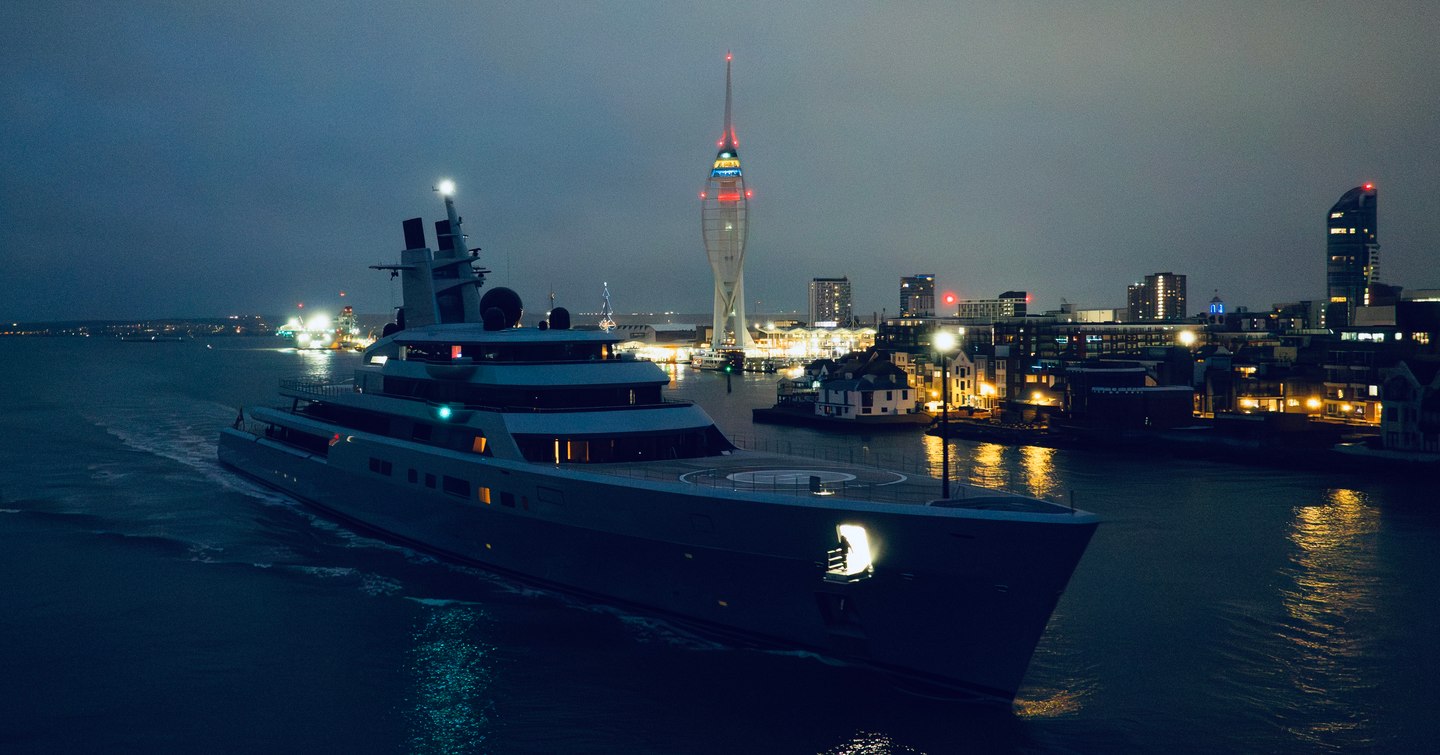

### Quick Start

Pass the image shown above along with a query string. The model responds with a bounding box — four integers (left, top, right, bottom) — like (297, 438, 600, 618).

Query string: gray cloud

(4, 1, 1438, 321)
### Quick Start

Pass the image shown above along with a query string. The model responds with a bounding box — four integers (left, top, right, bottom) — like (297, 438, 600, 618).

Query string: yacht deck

(576, 449, 1073, 514)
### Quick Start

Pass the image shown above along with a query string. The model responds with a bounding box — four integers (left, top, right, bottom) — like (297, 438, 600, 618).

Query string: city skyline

(4, 3, 1440, 322)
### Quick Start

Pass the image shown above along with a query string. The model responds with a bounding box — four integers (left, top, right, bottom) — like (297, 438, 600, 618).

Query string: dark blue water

(3, 337, 1438, 753)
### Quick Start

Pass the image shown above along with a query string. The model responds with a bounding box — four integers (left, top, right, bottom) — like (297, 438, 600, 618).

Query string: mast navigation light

(437, 179, 456, 196)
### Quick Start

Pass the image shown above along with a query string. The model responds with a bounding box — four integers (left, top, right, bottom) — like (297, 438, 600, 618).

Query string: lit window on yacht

(830, 524, 874, 576)
(471, 435, 488, 455)
(1330, 212, 1344, 219)
(477, 487, 491, 505)
(369, 355, 388, 365)
(566, 440, 590, 463)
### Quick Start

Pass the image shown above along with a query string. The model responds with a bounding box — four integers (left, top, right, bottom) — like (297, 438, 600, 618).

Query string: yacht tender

(218, 184, 1097, 701)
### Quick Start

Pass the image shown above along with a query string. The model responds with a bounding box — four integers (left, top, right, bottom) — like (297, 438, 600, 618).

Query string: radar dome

(479, 287, 523, 328)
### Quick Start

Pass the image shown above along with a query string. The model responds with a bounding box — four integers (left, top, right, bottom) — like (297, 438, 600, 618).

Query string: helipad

(727, 469, 856, 485)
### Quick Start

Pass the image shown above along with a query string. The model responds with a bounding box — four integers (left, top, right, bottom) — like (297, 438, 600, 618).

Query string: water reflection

(1013, 688, 1085, 718)
(405, 602, 496, 754)
(967, 442, 1007, 490)
(820, 731, 922, 754)
(288, 347, 341, 381)
(1277, 487, 1381, 749)
(1020, 446, 1059, 500)
(920, 434, 944, 478)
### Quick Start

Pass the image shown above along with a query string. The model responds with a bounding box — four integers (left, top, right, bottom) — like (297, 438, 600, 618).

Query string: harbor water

(2, 337, 1437, 753)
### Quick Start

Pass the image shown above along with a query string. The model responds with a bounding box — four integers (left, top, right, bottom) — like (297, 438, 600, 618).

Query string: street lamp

(934, 330, 957, 499)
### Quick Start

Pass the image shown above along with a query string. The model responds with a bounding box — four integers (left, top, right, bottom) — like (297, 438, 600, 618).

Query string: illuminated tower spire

(700, 51, 754, 350)
(599, 281, 616, 331)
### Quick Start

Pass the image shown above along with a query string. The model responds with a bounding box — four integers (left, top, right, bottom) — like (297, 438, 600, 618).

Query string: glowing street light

(934, 330, 958, 499)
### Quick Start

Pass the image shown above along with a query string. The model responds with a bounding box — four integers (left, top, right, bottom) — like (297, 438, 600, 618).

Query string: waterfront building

(900, 274, 935, 318)
(809, 276, 852, 326)
(756, 323, 875, 361)
(1325, 183, 1379, 329)
(1126, 272, 1188, 322)
(1379, 359, 1440, 455)
(955, 291, 1027, 322)
(700, 53, 754, 350)
(814, 359, 918, 420)
(992, 318, 1204, 361)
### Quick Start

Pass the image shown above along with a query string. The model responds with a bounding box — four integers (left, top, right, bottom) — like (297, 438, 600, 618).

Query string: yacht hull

(219, 426, 1095, 701)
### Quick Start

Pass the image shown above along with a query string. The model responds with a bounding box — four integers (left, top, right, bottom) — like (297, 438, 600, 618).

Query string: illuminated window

(477, 486, 491, 504)
(471, 435, 489, 455)
(1331, 212, 1344, 219)
(826, 524, 874, 578)
(1330, 228, 1348, 235)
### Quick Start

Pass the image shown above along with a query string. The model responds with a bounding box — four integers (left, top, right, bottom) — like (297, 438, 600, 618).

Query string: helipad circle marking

(727, 469, 857, 485)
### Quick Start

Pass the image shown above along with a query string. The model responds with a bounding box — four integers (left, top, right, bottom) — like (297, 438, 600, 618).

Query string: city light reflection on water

(1275, 487, 1381, 749)
(1020, 445, 1059, 500)
(966, 442, 1007, 491)
(923, 437, 1063, 501)
(405, 602, 495, 754)
(286, 346, 340, 381)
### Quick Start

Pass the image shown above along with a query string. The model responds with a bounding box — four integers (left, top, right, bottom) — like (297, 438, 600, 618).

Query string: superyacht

(218, 182, 1098, 701)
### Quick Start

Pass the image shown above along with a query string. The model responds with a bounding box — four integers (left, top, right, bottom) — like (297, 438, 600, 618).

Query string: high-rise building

(1325, 183, 1379, 329)
(955, 291, 1027, 321)
(900, 274, 935, 318)
(1126, 272, 1187, 322)
(809, 276, 852, 326)
(701, 53, 754, 350)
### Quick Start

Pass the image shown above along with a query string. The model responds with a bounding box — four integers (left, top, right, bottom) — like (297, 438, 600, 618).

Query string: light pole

(934, 330, 957, 499)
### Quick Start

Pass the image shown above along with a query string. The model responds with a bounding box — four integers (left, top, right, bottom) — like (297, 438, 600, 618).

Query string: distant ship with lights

(278, 305, 367, 350)
(218, 182, 1097, 702)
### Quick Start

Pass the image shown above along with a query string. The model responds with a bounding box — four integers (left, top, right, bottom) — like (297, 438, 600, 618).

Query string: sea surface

(2, 336, 1438, 753)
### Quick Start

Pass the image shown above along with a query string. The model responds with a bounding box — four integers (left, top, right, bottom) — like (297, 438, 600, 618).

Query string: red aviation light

(1363, 182, 1374, 191)
(699, 191, 707, 199)
(744, 189, 753, 198)
(942, 292, 957, 306)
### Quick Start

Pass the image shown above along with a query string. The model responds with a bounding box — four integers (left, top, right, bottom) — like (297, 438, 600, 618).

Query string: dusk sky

(4, 1, 1439, 323)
